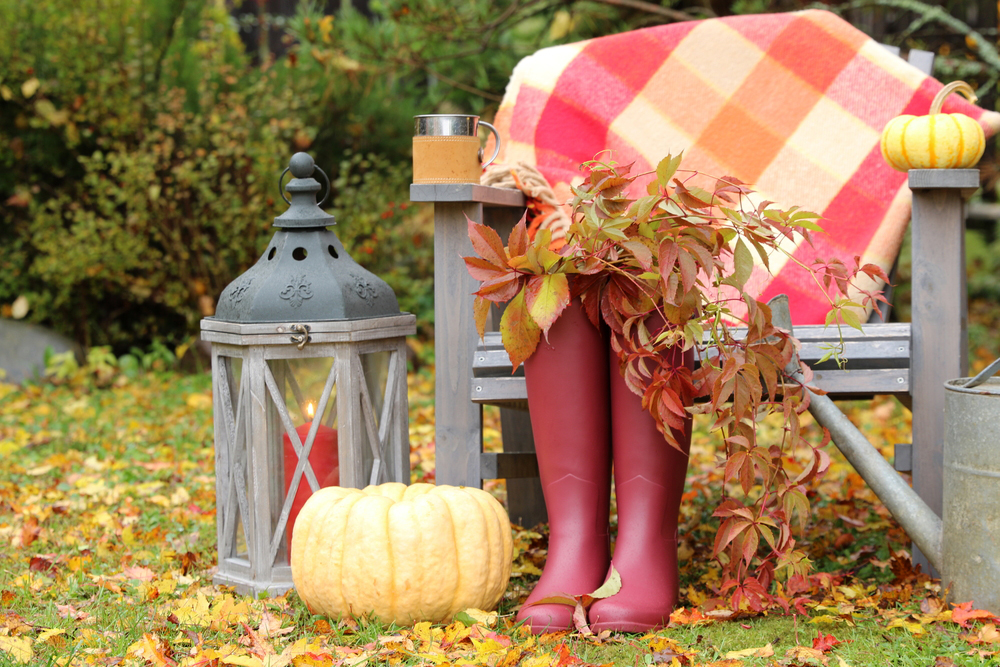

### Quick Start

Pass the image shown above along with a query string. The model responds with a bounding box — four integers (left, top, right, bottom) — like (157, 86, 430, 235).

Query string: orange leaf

(473, 296, 491, 340)
(952, 601, 996, 628)
(464, 256, 509, 282)
(467, 218, 508, 267)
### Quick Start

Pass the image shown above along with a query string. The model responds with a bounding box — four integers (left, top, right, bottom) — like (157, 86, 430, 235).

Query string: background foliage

(2, 0, 1000, 358)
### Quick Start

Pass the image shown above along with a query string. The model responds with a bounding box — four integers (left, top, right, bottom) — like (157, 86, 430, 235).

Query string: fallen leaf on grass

(812, 631, 845, 653)
(724, 642, 774, 659)
(454, 608, 499, 627)
(0, 636, 33, 664)
(951, 601, 996, 628)
(962, 622, 1000, 645)
(125, 632, 175, 667)
(886, 616, 926, 635)
(56, 603, 93, 622)
(782, 645, 829, 666)
(123, 565, 156, 581)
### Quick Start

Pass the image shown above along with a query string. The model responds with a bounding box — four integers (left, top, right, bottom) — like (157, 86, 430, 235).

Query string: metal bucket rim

(413, 114, 481, 120)
(945, 376, 1000, 395)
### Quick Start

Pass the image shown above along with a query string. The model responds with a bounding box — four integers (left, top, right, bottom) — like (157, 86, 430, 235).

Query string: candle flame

(306, 402, 315, 419)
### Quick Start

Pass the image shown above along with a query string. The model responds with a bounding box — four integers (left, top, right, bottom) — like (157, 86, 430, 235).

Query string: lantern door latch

(289, 323, 311, 349)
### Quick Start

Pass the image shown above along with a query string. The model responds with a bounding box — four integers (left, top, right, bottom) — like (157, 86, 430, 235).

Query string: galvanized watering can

(772, 297, 1000, 613)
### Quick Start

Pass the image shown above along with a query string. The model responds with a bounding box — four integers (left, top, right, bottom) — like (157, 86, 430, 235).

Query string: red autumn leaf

(712, 516, 751, 556)
(859, 262, 890, 284)
(508, 215, 529, 257)
(476, 272, 523, 303)
(677, 250, 698, 293)
(812, 630, 844, 653)
(464, 256, 509, 282)
(467, 218, 508, 267)
(29, 555, 58, 573)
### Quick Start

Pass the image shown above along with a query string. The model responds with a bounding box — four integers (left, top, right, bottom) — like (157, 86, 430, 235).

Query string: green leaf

(838, 307, 863, 332)
(656, 153, 683, 188)
(728, 237, 754, 290)
(525, 273, 570, 337)
(500, 289, 541, 371)
(633, 195, 659, 224)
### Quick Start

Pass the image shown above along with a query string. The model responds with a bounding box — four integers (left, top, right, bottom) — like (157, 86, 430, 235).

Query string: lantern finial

(274, 153, 334, 228)
(288, 152, 316, 179)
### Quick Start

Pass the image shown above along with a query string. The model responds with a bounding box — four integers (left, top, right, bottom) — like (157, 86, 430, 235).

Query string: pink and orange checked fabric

(492, 9, 1000, 324)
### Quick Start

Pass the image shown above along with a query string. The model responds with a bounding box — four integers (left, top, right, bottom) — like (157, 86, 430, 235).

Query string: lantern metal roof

(211, 153, 400, 324)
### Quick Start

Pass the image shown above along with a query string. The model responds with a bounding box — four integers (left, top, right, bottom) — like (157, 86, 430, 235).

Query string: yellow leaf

(725, 643, 774, 659)
(887, 617, 926, 635)
(525, 273, 569, 336)
(522, 653, 558, 667)
(173, 593, 213, 626)
(784, 645, 827, 662)
(809, 614, 842, 624)
(0, 636, 33, 664)
(37, 628, 66, 643)
(461, 608, 498, 627)
(21, 78, 39, 98)
(222, 655, 265, 667)
(512, 561, 543, 576)
(126, 633, 173, 667)
(499, 289, 540, 371)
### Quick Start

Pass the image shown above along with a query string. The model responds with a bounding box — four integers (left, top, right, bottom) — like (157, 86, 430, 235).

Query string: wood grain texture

(909, 179, 970, 575)
(433, 201, 487, 489)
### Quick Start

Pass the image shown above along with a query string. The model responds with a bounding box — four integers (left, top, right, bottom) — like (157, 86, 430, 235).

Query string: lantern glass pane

(216, 355, 250, 564)
(358, 350, 392, 486)
(265, 356, 340, 552)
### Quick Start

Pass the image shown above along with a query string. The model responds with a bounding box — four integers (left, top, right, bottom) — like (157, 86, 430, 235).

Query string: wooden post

(908, 168, 976, 574)
(411, 184, 538, 514)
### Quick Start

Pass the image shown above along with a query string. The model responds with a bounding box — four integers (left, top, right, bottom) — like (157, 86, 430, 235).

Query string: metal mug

(413, 114, 501, 184)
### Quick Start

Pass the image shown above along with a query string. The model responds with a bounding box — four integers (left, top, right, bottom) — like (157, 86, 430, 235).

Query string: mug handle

(479, 121, 501, 168)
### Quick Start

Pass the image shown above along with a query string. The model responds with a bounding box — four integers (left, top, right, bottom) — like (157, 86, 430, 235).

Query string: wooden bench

(410, 49, 977, 574)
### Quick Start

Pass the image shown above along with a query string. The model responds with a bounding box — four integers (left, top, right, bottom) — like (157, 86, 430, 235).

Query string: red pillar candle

(282, 404, 338, 550)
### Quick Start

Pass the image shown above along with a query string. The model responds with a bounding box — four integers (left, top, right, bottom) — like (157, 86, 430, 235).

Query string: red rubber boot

(589, 344, 693, 633)
(516, 300, 613, 633)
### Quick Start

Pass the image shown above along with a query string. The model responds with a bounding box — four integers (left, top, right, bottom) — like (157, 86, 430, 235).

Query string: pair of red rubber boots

(517, 302, 691, 634)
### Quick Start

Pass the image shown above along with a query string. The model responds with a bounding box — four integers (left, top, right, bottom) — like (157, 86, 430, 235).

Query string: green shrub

(0, 0, 438, 352)
(0, 0, 311, 350)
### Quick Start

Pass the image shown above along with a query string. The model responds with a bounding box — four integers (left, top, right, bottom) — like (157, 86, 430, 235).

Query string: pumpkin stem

(930, 80, 977, 115)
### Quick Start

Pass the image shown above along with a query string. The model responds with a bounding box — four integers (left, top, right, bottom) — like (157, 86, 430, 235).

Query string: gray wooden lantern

(201, 152, 415, 595)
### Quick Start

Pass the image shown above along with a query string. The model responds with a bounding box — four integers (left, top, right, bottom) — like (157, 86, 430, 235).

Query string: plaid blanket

(492, 9, 1000, 324)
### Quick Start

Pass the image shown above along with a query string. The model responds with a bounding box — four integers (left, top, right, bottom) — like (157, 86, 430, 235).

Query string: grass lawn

(1, 359, 998, 666)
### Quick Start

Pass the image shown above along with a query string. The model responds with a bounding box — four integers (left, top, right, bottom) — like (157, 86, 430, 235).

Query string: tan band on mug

(413, 136, 482, 184)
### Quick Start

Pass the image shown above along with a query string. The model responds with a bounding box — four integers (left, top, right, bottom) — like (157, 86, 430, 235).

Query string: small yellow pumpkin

(291, 482, 513, 625)
(881, 81, 985, 171)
